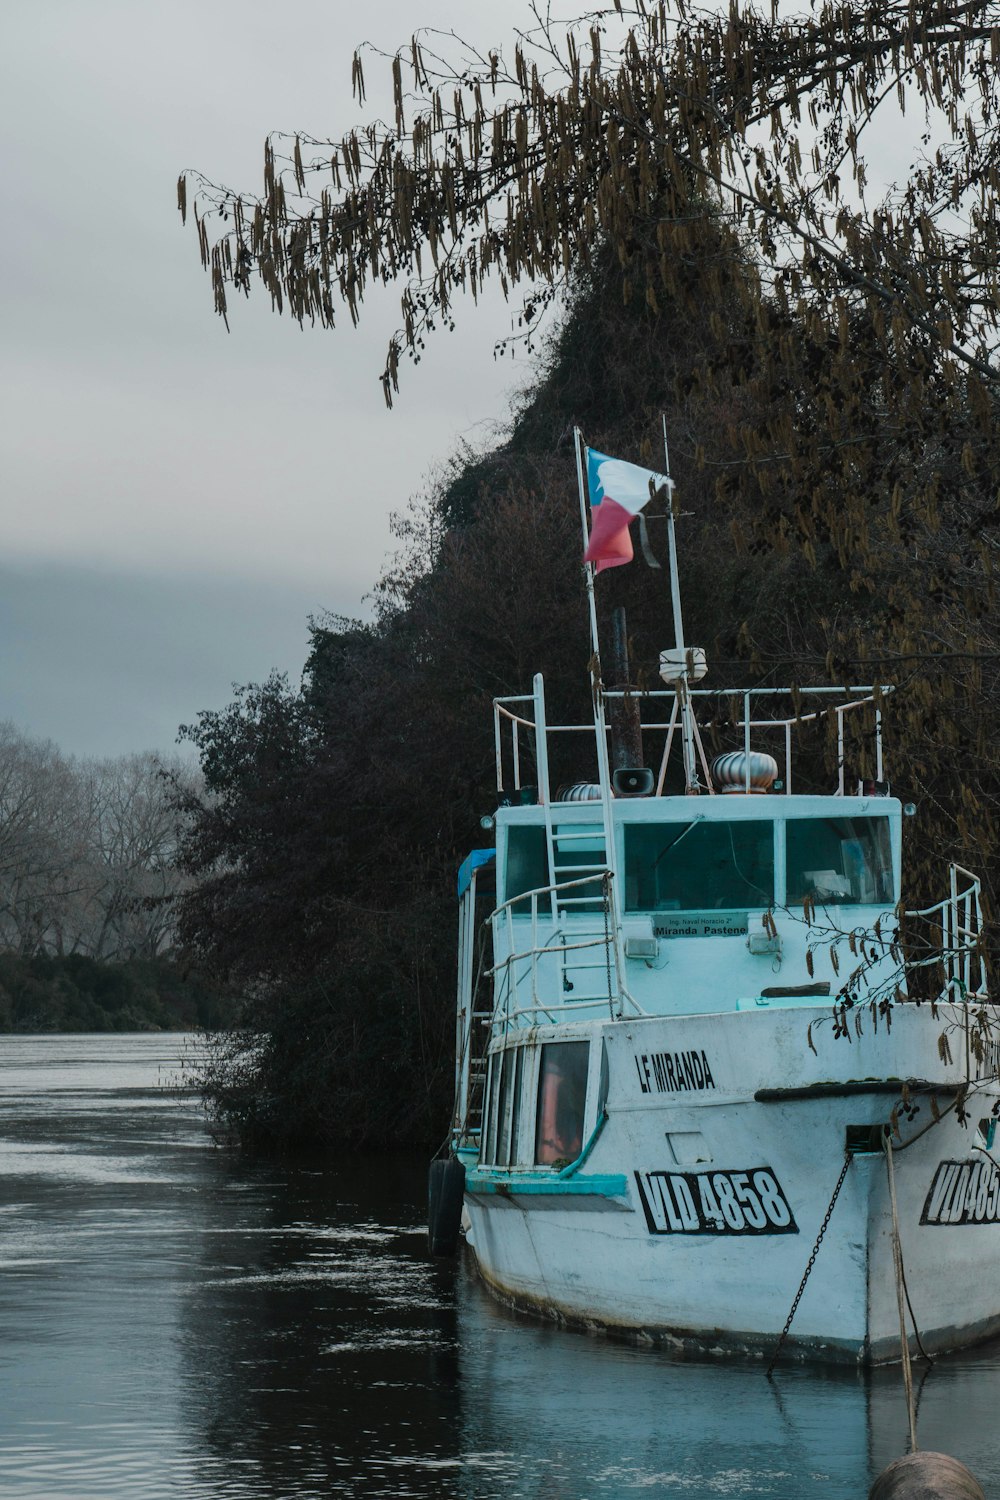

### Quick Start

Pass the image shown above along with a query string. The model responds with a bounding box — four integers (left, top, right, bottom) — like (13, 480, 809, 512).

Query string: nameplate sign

(654, 913, 749, 939)
(634, 1049, 716, 1095)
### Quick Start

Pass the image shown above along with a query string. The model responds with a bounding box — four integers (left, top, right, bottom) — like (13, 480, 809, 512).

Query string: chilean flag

(583, 449, 668, 572)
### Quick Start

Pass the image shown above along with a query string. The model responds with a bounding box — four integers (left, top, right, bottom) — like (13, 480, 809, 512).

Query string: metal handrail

(490, 869, 606, 922)
(487, 871, 643, 1033)
(904, 863, 986, 1000)
(494, 676, 893, 800)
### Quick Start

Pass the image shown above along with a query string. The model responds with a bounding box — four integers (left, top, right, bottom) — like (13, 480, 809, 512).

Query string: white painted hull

(464, 1003, 1000, 1364)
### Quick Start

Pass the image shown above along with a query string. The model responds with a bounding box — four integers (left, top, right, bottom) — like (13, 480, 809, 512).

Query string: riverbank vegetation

(0, 953, 235, 1033)
(177, 2, 1000, 1150)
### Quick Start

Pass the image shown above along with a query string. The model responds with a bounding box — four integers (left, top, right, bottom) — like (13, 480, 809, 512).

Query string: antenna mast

(661, 417, 701, 793)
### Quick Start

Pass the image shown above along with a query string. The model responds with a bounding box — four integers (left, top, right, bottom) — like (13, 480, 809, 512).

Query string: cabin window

(623, 820, 775, 912)
(506, 823, 607, 912)
(502, 1047, 525, 1166)
(534, 1041, 589, 1166)
(504, 825, 548, 911)
(786, 817, 894, 905)
(496, 1046, 517, 1165)
(483, 1051, 503, 1165)
(483, 1047, 527, 1166)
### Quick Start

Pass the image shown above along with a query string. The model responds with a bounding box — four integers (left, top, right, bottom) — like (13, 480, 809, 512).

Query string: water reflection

(178, 1156, 464, 1498)
(455, 1289, 871, 1498)
(0, 1035, 998, 1498)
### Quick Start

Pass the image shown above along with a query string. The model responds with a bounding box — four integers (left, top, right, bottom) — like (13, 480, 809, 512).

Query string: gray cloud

(0, 560, 351, 758)
(1, 0, 538, 755)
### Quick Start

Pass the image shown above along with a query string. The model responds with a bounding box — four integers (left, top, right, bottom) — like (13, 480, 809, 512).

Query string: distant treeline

(0, 724, 240, 1033)
(0, 953, 238, 1034)
(0, 725, 194, 961)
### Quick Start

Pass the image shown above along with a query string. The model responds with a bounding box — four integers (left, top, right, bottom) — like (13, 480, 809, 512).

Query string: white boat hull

(464, 1003, 1000, 1364)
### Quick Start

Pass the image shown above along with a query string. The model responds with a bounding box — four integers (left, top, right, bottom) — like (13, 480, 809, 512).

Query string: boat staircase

(453, 854, 495, 1151)
(544, 820, 607, 905)
(456, 987, 492, 1152)
(452, 784, 630, 1153)
(452, 864, 629, 1154)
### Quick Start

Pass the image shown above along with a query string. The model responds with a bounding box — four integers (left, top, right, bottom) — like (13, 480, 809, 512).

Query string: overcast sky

(2, 3, 920, 762)
(1, 1, 546, 758)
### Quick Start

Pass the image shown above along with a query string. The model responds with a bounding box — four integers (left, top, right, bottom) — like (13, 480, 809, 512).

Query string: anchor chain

(766, 1151, 852, 1377)
(602, 872, 615, 1019)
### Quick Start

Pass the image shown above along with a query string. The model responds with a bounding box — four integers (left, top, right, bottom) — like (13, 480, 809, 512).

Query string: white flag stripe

(594, 456, 668, 517)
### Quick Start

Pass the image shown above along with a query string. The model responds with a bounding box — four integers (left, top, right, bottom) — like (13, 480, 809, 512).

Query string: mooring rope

(766, 1152, 852, 1377)
(885, 1137, 919, 1452)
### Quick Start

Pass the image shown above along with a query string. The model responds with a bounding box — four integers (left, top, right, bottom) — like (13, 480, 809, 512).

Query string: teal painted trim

(466, 1169, 628, 1197)
(457, 847, 495, 899)
(558, 1109, 608, 1179)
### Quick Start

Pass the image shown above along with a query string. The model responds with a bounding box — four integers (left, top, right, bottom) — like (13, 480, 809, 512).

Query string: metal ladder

(453, 865, 495, 1150)
(462, 1005, 492, 1143)
(544, 820, 621, 1007)
(547, 822, 608, 911)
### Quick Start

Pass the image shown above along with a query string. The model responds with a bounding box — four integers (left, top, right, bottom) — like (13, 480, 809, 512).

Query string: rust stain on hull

(472, 1252, 1000, 1367)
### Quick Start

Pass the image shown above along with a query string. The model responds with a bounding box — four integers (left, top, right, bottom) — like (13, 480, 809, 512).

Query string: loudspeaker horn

(612, 766, 655, 797)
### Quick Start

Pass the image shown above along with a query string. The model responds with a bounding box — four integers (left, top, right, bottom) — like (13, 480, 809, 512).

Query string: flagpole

(573, 427, 621, 950)
(573, 426, 602, 662)
(661, 415, 700, 792)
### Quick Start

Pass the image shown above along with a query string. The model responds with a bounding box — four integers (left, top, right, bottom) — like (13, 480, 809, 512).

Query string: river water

(0, 1034, 998, 1499)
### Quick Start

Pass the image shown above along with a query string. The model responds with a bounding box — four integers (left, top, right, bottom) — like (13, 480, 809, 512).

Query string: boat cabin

(451, 672, 983, 1160)
(483, 674, 903, 1026)
(495, 791, 901, 1022)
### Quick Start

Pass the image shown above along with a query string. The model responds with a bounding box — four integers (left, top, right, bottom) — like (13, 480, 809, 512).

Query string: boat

(441, 431, 997, 1366)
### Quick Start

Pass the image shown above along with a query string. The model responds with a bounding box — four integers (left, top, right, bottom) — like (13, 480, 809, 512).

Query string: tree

(182, 2, 1000, 393)
(175, 2, 1000, 1146)
(178, 0, 1000, 890)
(0, 724, 86, 956)
(0, 724, 197, 963)
(0, 725, 232, 1033)
(170, 478, 589, 1148)
(75, 752, 197, 960)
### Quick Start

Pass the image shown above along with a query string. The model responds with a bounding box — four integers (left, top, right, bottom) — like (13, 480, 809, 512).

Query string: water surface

(0, 1034, 997, 1498)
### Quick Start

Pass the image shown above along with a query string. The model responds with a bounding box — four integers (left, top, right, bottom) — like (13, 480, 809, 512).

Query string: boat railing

(904, 863, 987, 1002)
(493, 674, 894, 800)
(640, 685, 892, 798)
(493, 675, 553, 803)
(486, 872, 643, 1034)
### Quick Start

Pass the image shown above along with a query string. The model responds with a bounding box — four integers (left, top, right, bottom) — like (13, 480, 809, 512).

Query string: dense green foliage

(174, 219, 1000, 1151)
(177, 1, 1000, 1150)
(0, 953, 236, 1034)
